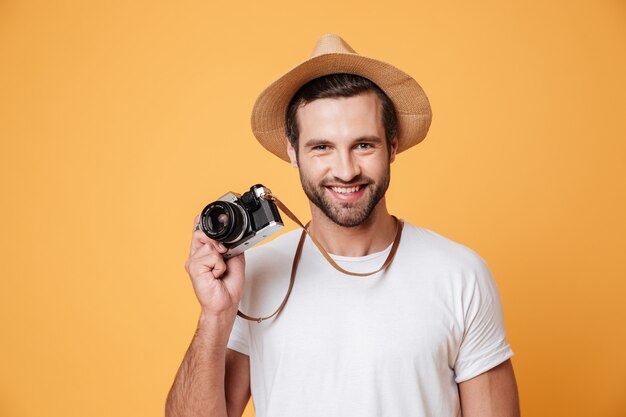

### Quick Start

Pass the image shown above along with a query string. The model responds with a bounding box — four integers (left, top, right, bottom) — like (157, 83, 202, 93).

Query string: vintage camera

(199, 184, 284, 259)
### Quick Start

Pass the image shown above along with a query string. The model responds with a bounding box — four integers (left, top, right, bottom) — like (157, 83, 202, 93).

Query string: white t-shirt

(227, 222, 513, 417)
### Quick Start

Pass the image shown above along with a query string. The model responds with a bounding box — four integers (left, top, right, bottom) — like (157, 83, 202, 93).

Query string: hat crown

(311, 34, 357, 57)
(251, 34, 432, 162)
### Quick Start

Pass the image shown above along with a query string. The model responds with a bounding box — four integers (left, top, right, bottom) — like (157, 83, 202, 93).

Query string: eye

(313, 145, 329, 151)
(356, 143, 373, 150)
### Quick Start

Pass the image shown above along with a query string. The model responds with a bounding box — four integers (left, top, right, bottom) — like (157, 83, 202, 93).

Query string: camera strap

(236, 194, 404, 323)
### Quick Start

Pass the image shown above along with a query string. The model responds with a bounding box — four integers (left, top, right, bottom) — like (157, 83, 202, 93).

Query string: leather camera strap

(236, 194, 403, 322)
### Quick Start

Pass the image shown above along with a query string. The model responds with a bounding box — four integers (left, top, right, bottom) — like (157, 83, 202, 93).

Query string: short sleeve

(454, 259, 514, 383)
(227, 315, 250, 356)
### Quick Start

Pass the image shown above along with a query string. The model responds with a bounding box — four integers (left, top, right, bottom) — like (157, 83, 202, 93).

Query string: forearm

(166, 312, 235, 417)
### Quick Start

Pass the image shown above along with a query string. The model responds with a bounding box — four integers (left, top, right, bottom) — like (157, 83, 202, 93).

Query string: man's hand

(165, 216, 250, 417)
(185, 215, 246, 318)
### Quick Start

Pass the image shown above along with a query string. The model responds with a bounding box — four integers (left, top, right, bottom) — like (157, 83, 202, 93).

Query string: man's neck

(308, 199, 398, 257)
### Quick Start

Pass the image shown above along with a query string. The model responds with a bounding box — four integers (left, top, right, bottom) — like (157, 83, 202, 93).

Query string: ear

(286, 140, 299, 168)
(389, 137, 399, 163)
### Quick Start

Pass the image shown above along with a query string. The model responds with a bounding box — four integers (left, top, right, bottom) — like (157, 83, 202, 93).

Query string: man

(166, 34, 520, 417)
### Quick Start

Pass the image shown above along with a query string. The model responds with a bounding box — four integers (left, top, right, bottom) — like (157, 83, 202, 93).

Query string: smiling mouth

(326, 184, 367, 194)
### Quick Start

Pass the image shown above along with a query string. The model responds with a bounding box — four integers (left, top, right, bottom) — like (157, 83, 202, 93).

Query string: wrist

(196, 309, 236, 348)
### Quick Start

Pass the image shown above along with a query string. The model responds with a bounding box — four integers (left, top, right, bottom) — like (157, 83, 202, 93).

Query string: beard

(299, 166, 391, 228)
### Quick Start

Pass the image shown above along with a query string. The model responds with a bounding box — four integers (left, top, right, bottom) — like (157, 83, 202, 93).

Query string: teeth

(330, 186, 361, 194)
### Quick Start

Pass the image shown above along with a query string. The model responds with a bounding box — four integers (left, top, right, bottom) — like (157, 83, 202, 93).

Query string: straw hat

(250, 34, 432, 162)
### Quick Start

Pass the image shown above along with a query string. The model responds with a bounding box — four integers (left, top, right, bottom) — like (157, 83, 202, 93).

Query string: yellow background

(1, 0, 625, 416)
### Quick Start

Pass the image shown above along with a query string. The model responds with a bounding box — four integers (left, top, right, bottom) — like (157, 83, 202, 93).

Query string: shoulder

(398, 222, 502, 308)
(399, 221, 491, 275)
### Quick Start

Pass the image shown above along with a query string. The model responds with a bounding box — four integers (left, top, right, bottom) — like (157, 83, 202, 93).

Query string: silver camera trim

(253, 186, 272, 200)
(218, 192, 240, 203)
(202, 186, 283, 259)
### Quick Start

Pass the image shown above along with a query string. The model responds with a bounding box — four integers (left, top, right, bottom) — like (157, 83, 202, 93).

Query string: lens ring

(223, 203, 248, 243)
(204, 205, 231, 238)
(200, 201, 248, 243)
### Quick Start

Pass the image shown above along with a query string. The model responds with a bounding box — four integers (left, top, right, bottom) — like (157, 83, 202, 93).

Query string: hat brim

(251, 53, 432, 162)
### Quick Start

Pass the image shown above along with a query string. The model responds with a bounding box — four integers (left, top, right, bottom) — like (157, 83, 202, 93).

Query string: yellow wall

(1, 1, 625, 416)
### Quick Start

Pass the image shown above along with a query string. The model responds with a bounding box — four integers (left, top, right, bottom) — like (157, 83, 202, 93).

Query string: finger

(201, 253, 227, 279)
(192, 215, 200, 232)
(189, 230, 222, 257)
(190, 232, 230, 257)
(189, 215, 205, 256)
(211, 259, 227, 278)
(190, 241, 219, 260)
(186, 252, 227, 279)
(189, 231, 205, 257)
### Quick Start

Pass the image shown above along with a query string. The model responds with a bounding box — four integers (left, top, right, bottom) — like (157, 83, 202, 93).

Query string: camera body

(199, 184, 284, 259)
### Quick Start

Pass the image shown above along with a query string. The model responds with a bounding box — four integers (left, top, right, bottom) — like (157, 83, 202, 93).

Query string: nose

(332, 150, 361, 182)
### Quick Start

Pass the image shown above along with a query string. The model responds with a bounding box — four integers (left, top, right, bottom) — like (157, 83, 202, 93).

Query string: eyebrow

(303, 135, 384, 148)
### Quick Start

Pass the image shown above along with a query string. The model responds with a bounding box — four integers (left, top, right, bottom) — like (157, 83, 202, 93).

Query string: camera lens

(200, 201, 248, 243)
(206, 206, 229, 235)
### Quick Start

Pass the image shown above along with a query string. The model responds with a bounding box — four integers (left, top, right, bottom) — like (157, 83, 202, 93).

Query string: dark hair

(285, 74, 398, 155)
